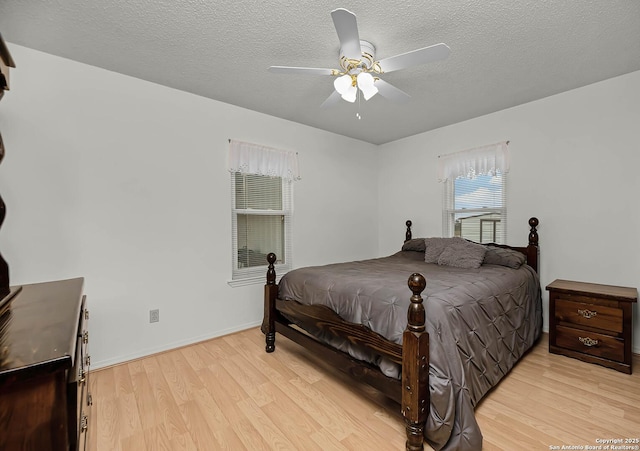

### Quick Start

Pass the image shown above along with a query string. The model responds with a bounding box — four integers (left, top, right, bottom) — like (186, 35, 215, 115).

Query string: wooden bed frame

(261, 217, 539, 450)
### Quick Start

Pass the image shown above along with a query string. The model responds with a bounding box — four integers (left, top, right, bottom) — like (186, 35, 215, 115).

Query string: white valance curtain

(228, 140, 301, 182)
(437, 141, 510, 182)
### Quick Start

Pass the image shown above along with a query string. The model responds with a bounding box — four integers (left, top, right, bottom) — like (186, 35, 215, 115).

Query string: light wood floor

(88, 329, 640, 450)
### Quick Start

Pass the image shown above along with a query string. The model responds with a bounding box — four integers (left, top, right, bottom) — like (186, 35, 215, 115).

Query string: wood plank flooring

(88, 329, 640, 450)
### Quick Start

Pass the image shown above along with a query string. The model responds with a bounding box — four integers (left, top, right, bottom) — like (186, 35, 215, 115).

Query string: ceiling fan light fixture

(334, 73, 357, 102)
(334, 74, 353, 95)
(341, 84, 357, 102)
(357, 72, 378, 100)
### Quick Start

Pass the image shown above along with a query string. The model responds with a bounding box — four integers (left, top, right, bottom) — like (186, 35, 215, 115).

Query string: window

(439, 142, 509, 244)
(231, 172, 292, 279)
(228, 140, 299, 283)
(444, 172, 506, 243)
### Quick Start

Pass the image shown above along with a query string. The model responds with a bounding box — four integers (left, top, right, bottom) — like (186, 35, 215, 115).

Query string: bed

(261, 218, 542, 450)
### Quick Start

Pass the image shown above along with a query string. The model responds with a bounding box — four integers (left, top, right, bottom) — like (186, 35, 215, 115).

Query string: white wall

(2, 44, 638, 366)
(0, 45, 379, 368)
(377, 70, 640, 353)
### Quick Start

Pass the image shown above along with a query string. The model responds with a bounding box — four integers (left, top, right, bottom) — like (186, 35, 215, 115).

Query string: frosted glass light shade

(341, 84, 357, 102)
(334, 74, 353, 94)
(357, 72, 378, 100)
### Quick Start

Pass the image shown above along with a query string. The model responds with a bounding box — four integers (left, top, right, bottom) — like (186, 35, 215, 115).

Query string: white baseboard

(91, 320, 263, 370)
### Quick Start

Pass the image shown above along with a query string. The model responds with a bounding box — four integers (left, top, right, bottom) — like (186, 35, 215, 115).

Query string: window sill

(227, 273, 284, 288)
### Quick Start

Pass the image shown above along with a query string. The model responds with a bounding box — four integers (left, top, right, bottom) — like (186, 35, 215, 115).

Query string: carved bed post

(261, 252, 278, 352)
(0, 34, 16, 301)
(402, 273, 429, 451)
(0, 133, 8, 299)
(526, 217, 539, 273)
(405, 220, 412, 242)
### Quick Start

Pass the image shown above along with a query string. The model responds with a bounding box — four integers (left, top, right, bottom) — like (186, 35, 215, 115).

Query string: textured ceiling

(1, 1, 639, 144)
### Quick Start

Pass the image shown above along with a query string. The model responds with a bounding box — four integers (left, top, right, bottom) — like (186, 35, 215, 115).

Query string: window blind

(228, 140, 298, 282)
(443, 172, 507, 243)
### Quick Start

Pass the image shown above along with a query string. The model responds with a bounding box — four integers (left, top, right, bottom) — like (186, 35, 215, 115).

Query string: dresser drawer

(76, 304, 91, 451)
(555, 298, 623, 333)
(77, 380, 90, 451)
(556, 325, 624, 362)
(68, 298, 91, 451)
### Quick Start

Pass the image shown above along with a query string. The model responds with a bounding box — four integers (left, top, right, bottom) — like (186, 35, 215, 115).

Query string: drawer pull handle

(579, 336, 599, 347)
(577, 309, 597, 319)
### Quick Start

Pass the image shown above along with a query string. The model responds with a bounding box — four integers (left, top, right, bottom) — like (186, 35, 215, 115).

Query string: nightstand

(546, 279, 637, 374)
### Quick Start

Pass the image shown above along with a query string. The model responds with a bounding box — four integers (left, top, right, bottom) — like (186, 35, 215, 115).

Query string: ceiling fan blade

(331, 8, 362, 61)
(377, 43, 450, 73)
(320, 90, 341, 108)
(268, 66, 335, 76)
(375, 79, 411, 103)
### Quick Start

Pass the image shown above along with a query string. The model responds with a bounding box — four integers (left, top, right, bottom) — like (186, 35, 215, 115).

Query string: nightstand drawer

(555, 298, 623, 333)
(556, 325, 624, 362)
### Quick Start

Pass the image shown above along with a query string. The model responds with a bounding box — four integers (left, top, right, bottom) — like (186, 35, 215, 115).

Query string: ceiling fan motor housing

(340, 40, 376, 72)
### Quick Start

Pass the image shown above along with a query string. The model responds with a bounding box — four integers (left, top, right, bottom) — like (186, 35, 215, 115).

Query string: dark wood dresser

(547, 279, 637, 374)
(0, 277, 91, 450)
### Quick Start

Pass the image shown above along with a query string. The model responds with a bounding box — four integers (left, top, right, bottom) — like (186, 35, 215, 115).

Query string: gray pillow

(402, 238, 426, 252)
(483, 246, 526, 269)
(424, 237, 463, 263)
(437, 241, 487, 269)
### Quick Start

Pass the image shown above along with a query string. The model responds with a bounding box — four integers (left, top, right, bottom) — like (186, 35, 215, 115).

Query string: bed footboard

(262, 251, 430, 450)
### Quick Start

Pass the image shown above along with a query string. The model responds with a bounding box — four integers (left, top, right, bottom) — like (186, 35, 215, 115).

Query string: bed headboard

(404, 217, 540, 273)
(484, 217, 539, 273)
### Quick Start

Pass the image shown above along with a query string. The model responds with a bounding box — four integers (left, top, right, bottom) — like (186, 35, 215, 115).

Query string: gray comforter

(277, 250, 543, 450)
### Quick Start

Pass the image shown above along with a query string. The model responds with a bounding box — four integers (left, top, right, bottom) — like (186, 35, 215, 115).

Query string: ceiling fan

(268, 8, 450, 108)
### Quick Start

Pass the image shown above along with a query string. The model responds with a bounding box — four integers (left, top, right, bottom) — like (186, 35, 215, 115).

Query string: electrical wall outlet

(149, 309, 159, 323)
